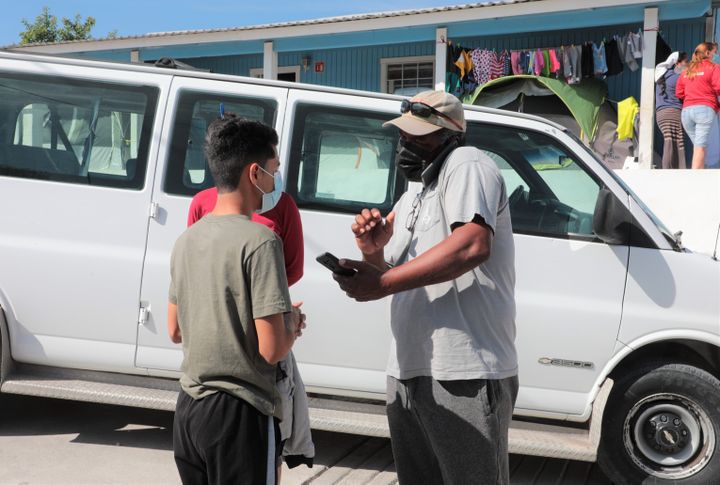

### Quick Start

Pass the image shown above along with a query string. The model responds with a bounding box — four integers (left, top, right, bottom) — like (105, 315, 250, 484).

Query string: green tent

(463, 75, 608, 141)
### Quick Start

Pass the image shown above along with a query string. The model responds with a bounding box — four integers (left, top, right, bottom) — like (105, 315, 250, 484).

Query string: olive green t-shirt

(168, 214, 292, 419)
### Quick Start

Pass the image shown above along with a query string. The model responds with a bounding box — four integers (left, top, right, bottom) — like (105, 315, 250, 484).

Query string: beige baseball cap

(383, 90, 466, 136)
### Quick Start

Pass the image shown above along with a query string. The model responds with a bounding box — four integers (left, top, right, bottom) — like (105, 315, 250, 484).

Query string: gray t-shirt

(169, 214, 292, 419)
(385, 146, 518, 380)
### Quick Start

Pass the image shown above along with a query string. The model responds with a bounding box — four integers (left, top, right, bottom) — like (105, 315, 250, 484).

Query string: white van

(0, 51, 718, 484)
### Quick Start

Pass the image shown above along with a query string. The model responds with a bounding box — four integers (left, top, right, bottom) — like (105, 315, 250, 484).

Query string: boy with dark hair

(167, 115, 305, 484)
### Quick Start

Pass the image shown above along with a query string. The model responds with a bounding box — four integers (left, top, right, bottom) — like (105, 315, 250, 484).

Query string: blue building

(11, 0, 718, 166)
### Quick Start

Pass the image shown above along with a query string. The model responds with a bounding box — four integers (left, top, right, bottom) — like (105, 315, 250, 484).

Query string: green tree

(20, 6, 96, 44)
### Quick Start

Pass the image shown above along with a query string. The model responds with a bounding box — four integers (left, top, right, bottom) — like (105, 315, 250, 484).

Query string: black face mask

(395, 135, 461, 186)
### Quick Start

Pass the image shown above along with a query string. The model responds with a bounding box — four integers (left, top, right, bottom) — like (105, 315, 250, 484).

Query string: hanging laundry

(617, 97, 639, 141)
(534, 49, 545, 76)
(581, 43, 595, 78)
(549, 48, 561, 74)
(471, 48, 495, 86)
(621, 34, 639, 71)
(541, 49, 551, 76)
(454, 49, 474, 80)
(511, 51, 522, 75)
(554, 48, 564, 79)
(489, 50, 506, 80)
(526, 51, 534, 74)
(605, 38, 624, 76)
(503, 50, 512, 77)
(593, 42, 608, 77)
(445, 43, 462, 94)
(656, 35, 672, 64)
(628, 31, 643, 59)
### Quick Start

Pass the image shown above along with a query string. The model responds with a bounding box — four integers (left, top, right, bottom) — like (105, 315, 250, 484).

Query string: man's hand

(352, 209, 395, 256)
(333, 259, 390, 302)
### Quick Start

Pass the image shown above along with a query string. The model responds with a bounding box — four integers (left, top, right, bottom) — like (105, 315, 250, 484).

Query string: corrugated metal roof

(12, 1, 540, 48)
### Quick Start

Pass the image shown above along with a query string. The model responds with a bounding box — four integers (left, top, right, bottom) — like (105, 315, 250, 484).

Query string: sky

(1, 1, 465, 46)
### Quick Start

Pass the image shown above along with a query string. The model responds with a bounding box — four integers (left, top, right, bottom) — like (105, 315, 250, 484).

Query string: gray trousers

(387, 375, 519, 485)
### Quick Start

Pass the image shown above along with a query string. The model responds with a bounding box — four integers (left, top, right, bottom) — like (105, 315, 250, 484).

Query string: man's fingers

(385, 211, 396, 227)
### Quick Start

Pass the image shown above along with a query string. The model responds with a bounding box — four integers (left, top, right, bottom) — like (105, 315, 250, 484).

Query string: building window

(381, 56, 434, 95)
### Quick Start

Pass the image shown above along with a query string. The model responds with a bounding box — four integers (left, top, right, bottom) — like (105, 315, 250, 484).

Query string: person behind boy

(167, 116, 305, 484)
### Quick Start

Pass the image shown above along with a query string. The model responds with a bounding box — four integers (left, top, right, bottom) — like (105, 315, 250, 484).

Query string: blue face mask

(253, 166, 283, 214)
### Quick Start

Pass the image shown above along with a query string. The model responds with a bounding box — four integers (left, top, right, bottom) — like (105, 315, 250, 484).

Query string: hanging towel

(655, 51, 679, 82)
(617, 97, 639, 141)
(526, 51, 534, 74)
(503, 50, 512, 76)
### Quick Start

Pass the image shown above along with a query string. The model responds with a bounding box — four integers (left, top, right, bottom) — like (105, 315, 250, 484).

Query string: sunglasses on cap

(400, 99, 464, 131)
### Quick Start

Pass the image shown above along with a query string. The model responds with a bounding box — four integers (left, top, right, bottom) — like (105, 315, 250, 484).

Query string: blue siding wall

(180, 42, 434, 92)
(180, 54, 263, 77)
(173, 19, 704, 104)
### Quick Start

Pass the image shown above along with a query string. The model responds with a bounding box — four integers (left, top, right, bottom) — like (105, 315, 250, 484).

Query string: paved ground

(0, 394, 613, 484)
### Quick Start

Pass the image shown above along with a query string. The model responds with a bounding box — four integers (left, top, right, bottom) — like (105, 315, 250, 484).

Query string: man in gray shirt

(167, 116, 305, 484)
(335, 91, 518, 484)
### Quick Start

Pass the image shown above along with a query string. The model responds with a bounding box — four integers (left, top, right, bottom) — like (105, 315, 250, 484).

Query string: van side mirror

(593, 188, 631, 245)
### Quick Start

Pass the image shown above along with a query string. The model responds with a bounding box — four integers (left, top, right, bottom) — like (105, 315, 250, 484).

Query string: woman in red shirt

(676, 42, 720, 169)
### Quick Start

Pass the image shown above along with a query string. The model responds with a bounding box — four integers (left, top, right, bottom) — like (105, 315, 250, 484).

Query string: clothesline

(444, 29, 675, 98)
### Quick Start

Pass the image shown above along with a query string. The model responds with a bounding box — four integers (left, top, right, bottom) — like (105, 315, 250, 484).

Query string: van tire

(597, 362, 720, 484)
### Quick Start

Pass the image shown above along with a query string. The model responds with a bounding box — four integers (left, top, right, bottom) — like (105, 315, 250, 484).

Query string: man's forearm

(380, 223, 490, 295)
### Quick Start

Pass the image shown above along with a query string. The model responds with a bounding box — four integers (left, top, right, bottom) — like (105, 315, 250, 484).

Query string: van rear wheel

(598, 363, 720, 484)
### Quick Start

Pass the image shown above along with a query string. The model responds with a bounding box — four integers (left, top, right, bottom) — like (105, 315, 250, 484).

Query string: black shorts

(173, 390, 280, 485)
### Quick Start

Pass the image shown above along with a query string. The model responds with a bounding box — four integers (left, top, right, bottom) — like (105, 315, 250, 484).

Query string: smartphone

(316, 252, 357, 277)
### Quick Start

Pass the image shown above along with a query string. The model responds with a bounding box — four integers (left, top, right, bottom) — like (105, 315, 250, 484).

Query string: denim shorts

(681, 105, 716, 147)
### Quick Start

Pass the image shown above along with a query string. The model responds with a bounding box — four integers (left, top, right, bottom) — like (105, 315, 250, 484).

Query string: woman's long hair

(658, 51, 688, 96)
(685, 42, 717, 79)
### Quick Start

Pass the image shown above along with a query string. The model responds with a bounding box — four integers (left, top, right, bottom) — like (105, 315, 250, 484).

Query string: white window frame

(380, 55, 435, 94)
(249, 65, 301, 81)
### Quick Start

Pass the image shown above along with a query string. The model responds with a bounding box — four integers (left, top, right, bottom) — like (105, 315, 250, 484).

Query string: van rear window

(286, 103, 402, 214)
(0, 72, 158, 189)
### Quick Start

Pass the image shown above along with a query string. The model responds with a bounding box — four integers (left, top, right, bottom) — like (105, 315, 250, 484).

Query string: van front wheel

(598, 363, 720, 484)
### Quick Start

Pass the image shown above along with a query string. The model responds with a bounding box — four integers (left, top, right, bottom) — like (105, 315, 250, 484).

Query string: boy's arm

(167, 302, 181, 343)
(255, 310, 301, 365)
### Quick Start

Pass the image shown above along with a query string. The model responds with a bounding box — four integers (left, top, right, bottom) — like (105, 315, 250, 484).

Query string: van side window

(0, 72, 157, 189)
(164, 92, 277, 196)
(286, 104, 401, 214)
(466, 122, 601, 239)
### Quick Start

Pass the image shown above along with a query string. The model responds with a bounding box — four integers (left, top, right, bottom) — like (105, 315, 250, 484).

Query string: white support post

(435, 27, 448, 92)
(263, 41, 278, 81)
(130, 49, 139, 63)
(638, 7, 658, 169)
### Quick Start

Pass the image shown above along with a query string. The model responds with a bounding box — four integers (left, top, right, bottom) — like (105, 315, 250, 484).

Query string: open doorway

(249, 66, 300, 82)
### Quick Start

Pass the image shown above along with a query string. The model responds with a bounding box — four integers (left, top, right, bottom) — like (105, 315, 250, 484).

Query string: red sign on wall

(314, 61, 325, 73)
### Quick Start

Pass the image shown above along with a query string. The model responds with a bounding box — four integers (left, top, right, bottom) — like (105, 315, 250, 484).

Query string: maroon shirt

(187, 188, 304, 286)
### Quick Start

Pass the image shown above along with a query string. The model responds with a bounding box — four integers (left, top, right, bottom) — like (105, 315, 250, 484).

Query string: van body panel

(0, 60, 170, 373)
(618, 248, 720, 346)
(135, 76, 289, 370)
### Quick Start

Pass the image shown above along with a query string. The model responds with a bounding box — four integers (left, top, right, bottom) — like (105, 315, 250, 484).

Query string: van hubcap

(623, 393, 715, 479)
